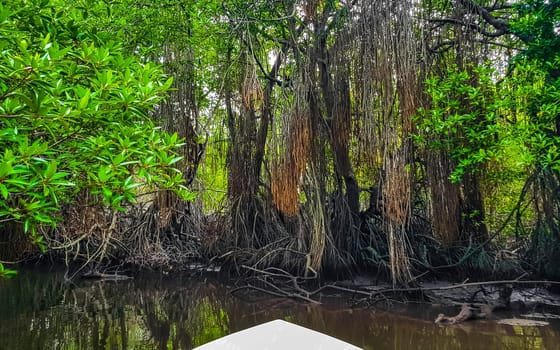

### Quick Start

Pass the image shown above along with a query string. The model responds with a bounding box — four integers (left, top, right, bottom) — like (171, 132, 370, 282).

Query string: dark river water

(1, 268, 559, 350)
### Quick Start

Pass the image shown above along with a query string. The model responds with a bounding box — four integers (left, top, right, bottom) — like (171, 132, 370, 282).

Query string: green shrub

(0, 0, 193, 270)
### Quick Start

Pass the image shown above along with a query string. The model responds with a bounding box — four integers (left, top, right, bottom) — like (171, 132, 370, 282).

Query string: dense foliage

(0, 1, 191, 274)
(2, 0, 560, 283)
(415, 65, 502, 183)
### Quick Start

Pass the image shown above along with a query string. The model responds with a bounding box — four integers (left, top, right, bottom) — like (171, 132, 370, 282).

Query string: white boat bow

(194, 319, 362, 349)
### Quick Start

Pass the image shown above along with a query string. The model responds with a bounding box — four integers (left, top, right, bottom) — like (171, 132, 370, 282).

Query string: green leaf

(162, 76, 173, 90)
(0, 184, 8, 200)
(102, 186, 112, 199)
(78, 89, 91, 110)
(0, 263, 18, 279)
(45, 160, 57, 178)
(167, 156, 183, 165)
(97, 166, 110, 182)
(0, 161, 13, 178)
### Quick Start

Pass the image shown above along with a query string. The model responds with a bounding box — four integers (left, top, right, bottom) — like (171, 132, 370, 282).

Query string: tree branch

(430, 18, 508, 38)
(456, 0, 510, 34)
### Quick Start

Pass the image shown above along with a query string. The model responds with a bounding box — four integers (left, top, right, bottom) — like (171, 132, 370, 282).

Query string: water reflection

(0, 269, 559, 350)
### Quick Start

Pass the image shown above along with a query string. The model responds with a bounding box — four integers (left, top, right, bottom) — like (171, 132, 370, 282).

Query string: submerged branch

(81, 270, 133, 281)
(234, 264, 560, 305)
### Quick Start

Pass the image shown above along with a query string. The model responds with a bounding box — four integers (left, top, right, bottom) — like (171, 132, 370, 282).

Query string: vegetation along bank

(1, 0, 560, 297)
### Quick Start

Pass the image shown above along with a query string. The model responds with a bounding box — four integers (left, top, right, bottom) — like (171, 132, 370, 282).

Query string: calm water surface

(0, 268, 559, 350)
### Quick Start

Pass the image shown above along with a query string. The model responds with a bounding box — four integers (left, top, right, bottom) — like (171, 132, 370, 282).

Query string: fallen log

(435, 304, 492, 324)
(82, 270, 132, 280)
(435, 304, 473, 324)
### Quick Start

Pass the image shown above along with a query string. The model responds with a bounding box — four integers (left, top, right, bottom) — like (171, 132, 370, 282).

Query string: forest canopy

(1, 0, 560, 284)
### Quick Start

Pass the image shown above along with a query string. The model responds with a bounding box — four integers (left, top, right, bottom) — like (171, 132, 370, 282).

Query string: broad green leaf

(0, 161, 13, 178)
(0, 184, 8, 200)
(77, 89, 91, 110)
(45, 160, 57, 178)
